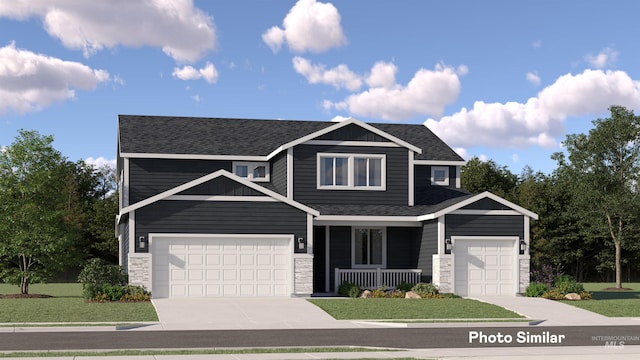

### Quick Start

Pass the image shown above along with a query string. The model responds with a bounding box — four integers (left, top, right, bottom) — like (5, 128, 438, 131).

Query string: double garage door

(151, 235, 292, 298)
(454, 238, 516, 297)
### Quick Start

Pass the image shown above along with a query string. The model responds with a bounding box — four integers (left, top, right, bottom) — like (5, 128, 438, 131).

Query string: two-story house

(116, 115, 537, 298)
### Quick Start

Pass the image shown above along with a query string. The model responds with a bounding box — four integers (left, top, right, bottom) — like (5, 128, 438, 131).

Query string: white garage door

(151, 235, 291, 298)
(454, 238, 515, 297)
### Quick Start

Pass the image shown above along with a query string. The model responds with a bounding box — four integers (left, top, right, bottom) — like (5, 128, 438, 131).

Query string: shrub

(396, 281, 414, 292)
(525, 282, 549, 297)
(372, 288, 388, 298)
(579, 291, 592, 300)
(541, 288, 565, 300)
(338, 281, 361, 298)
(411, 283, 439, 298)
(531, 262, 563, 288)
(553, 275, 585, 295)
(121, 285, 151, 302)
(389, 290, 405, 298)
(78, 258, 127, 288)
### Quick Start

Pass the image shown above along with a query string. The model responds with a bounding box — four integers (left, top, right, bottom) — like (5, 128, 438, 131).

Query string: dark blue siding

(445, 215, 524, 238)
(271, 151, 287, 196)
(417, 220, 437, 282)
(129, 159, 231, 203)
(134, 201, 307, 253)
(386, 227, 421, 269)
(179, 177, 263, 196)
(414, 165, 457, 188)
(293, 145, 408, 205)
(461, 198, 512, 210)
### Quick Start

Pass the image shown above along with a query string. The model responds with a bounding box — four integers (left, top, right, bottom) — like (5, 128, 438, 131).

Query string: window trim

(232, 161, 270, 182)
(317, 153, 386, 190)
(431, 166, 449, 186)
(351, 227, 387, 268)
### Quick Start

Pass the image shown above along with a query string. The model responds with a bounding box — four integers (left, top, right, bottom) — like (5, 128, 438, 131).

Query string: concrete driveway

(149, 297, 370, 330)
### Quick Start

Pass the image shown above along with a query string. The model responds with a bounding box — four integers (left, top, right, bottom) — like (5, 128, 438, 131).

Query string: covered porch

(334, 268, 422, 292)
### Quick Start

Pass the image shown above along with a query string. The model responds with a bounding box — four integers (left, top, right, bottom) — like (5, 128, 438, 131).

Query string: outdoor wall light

(519, 239, 526, 254)
(138, 235, 146, 249)
(445, 238, 452, 252)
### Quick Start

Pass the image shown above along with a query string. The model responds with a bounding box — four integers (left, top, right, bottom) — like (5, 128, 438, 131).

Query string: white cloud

(366, 62, 397, 89)
(425, 69, 640, 149)
(532, 40, 542, 48)
(191, 94, 201, 102)
(585, 47, 618, 69)
(0, 0, 216, 62)
(453, 147, 469, 160)
(526, 71, 541, 86)
(172, 62, 218, 84)
(331, 115, 350, 122)
(84, 156, 116, 170)
(478, 154, 488, 162)
(326, 63, 464, 120)
(262, 0, 346, 54)
(511, 153, 520, 163)
(292, 57, 362, 91)
(0, 42, 110, 115)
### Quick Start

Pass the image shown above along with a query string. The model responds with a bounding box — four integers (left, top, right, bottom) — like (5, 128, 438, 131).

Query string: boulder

(405, 291, 421, 299)
(564, 293, 581, 300)
(360, 290, 372, 298)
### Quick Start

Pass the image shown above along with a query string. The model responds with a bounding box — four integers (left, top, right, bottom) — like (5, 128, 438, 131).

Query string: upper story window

(431, 166, 449, 186)
(233, 161, 270, 182)
(317, 153, 385, 190)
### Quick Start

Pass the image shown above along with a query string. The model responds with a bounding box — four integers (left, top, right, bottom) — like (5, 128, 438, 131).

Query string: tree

(560, 105, 640, 288)
(0, 130, 82, 294)
(461, 157, 518, 199)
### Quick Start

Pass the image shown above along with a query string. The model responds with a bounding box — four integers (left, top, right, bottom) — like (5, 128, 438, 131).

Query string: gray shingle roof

(118, 115, 463, 161)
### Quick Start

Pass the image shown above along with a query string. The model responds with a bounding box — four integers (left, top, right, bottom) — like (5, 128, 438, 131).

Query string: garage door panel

(152, 235, 291, 298)
(454, 238, 515, 297)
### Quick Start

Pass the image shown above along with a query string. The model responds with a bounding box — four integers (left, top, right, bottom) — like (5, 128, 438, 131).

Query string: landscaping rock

(405, 291, 421, 299)
(564, 292, 581, 300)
(360, 290, 372, 298)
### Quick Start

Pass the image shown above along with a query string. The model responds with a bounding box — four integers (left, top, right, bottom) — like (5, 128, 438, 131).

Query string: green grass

(308, 298, 524, 320)
(0, 283, 158, 323)
(559, 282, 640, 317)
(0, 347, 392, 358)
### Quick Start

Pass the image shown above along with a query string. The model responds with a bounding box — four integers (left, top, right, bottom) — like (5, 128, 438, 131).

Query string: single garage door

(151, 235, 291, 298)
(454, 238, 515, 296)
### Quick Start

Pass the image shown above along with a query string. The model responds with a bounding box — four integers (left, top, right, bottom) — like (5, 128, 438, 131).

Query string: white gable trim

(414, 160, 466, 166)
(120, 153, 267, 161)
(119, 169, 319, 217)
(418, 191, 539, 221)
(267, 118, 422, 159)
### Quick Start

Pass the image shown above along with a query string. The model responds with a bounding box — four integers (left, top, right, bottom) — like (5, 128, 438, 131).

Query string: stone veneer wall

(293, 255, 313, 295)
(519, 256, 531, 293)
(128, 254, 151, 292)
(432, 255, 452, 293)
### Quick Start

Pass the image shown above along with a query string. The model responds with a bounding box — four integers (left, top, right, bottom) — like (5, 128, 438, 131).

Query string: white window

(352, 228, 386, 268)
(317, 153, 385, 190)
(431, 166, 449, 186)
(233, 162, 270, 182)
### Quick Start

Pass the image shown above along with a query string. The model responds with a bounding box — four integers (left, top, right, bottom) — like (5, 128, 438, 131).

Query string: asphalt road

(1, 326, 639, 351)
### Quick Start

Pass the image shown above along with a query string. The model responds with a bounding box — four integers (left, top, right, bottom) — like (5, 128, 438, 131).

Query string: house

(116, 115, 538, 298)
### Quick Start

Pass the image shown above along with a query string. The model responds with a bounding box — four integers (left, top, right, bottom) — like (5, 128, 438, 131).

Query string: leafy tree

(461, 157, 518, 199)
(559, 105, 640, 288)
(0, 130, 82, 294)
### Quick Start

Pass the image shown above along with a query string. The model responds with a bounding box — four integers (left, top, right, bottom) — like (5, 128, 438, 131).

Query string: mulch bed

(0, 294, 53, 299)
(602, 287, 633, 291)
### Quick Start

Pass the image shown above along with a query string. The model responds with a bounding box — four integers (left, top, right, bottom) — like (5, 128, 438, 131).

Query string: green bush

(338, 281, 362, 298)
(411, 282, 439, 297)
(90, 284, 151, 302)
(78, 258, 127, 288)
(372, 287, 388, 298)
(396, 281, 414, 292)
(553, 275, 585, 295)
(525, 282, 549, 297)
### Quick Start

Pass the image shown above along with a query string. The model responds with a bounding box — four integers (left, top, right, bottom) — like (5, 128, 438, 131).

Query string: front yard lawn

(0, 283, 158, 324)
(560, 282, 640, 317)
(308, 298, 524, 320)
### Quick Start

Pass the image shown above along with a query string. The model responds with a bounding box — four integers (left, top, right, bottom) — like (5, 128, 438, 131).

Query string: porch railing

(334, 268, 422, 292)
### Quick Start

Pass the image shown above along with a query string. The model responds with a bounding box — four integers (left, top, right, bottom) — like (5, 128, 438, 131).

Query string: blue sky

(1, 0, 639, 174)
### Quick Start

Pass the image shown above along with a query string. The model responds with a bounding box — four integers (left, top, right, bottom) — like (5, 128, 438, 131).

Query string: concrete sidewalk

(2, 346, 640, 359)
(473, 295, 640, 326)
